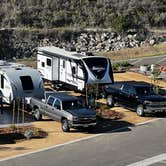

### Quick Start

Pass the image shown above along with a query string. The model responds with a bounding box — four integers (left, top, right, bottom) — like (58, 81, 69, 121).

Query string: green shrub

(113, 61, 131, 70)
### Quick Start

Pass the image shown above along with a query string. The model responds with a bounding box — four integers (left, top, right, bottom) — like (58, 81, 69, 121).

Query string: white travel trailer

(37, 46, 114, 91)
(0, 61, 44, 104)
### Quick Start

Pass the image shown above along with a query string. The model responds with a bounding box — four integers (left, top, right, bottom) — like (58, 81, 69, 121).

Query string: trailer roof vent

(86, 52, 94, 56)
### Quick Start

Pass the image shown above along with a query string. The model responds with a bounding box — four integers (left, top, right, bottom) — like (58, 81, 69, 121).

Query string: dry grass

(16, 57, 37, 68)
(101, 43, 166, 60)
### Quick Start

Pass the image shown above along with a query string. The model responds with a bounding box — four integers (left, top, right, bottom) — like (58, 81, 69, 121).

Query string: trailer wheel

(33, 108, 42, 121)
(61, 119, 70, 132)
(136, 105, 145, 117)
(106, 95, 114, 107)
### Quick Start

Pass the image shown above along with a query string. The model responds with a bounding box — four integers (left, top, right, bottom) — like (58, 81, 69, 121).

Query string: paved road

(1, 118, 166, 166)
(113, 54, 166, 66)
(129, 54, 166, 66)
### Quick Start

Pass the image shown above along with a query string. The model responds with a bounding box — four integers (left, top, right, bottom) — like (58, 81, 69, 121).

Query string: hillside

(0, 0, 165, 32)
(0, 0, 165, 60)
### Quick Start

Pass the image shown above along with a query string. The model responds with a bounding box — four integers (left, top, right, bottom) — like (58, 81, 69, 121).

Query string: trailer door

(59, 59, 66, 82)
(46, 58, 52, 80)
(52, 57, 59, 81)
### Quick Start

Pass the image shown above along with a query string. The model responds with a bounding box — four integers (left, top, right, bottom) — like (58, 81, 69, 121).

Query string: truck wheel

(33, 108, 42, 121)
(106, 95, 114, 107)
(62, 119, 70, 132)
(136, 105, 145, 117)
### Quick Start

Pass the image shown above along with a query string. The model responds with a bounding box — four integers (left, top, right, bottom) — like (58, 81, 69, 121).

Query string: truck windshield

(136, 86, 155, 96)
(62, 100, 84, 110)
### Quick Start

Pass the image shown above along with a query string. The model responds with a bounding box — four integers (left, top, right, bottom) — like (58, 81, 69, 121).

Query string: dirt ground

(0, 71, 166, 159)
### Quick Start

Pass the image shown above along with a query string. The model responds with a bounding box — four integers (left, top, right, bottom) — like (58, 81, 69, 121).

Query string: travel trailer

(0, 61, 44, 104)
(37, 46, 114, 91)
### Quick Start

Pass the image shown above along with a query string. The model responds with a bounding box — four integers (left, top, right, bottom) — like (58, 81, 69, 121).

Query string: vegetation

(103, 43, 166, 60)
(112, 61, 131, 71)
(0, 0, 165, 33)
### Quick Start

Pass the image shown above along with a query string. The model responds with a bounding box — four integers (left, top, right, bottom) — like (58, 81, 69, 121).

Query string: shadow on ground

(68, 117, 133, 134)
(92, 118, 133, 134)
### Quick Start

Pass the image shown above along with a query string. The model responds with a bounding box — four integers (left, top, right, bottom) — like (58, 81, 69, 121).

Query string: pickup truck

(30, 91, 96, 132)
(105, 82, 166, 116)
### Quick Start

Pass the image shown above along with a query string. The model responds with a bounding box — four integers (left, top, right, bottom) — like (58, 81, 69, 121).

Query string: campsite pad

(1, 72, 166, 159)
(0, 108, 34, 126)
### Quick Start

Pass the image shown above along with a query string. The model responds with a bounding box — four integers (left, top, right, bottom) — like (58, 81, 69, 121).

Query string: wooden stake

(85, 84, 88, 106)
(17, 98, 20, 125)
(22, 98, 25, 124)
(12, 100, 15, 125)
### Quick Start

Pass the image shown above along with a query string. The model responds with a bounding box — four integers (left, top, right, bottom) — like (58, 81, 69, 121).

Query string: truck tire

(106, 95, 114, 107)
(136, 105, 145, 117)
(33, 108, 42, 121)
(61, 119, 70, 132)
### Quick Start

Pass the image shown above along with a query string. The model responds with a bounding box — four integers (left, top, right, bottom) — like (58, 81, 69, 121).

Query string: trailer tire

(33, 108, 42, 121)
(136, 105, 145, 117)
(61, 119, 70, 132)
(106, 95, 114, 107)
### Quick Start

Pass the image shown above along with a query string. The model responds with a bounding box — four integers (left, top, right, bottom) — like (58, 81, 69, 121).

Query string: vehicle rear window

(20, 76, 34, 90)
(47, 97, 55, 106)
(62, 100, 83, 110)
(136, 86, 155, 95)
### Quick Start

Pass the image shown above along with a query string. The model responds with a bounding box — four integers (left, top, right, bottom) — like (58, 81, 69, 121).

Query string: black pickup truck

(105, 82, 166, 116)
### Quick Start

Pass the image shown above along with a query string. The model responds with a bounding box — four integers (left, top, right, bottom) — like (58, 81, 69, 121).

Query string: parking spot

(0, 106, 34, 127)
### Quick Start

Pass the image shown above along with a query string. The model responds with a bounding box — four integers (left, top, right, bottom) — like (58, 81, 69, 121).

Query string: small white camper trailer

(0, 61, 44, 104)
(37, 46, 114, 91)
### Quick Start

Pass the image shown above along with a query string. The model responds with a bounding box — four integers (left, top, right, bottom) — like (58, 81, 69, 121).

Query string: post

(12, 100, 15, 125)
(17, 98, 20, 125)
(85, 83, 88, 106)
(22, 98, 25, 125)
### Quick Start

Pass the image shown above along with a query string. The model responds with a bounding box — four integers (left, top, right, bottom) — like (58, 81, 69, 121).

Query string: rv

(37, 46, 114, 91)
(0, 61, 44, 104)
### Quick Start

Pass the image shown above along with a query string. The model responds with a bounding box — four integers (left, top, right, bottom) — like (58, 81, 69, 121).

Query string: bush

(113, 61, 131, 71)
(0, 0, 165, 30)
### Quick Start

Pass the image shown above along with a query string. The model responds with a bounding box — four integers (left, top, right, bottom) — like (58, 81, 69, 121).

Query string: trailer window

(20, 76, 34, 90)
(0, 75, 4, 89)
(72, 66, 76, 75)
(41, 62, 45, 67)
(63, 60, 65, 68)
(47, 58, 52, 66)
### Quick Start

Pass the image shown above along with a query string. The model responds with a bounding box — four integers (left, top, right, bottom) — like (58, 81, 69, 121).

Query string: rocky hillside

(0, 0, 165, 59)
(0, 28, 165, 60)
